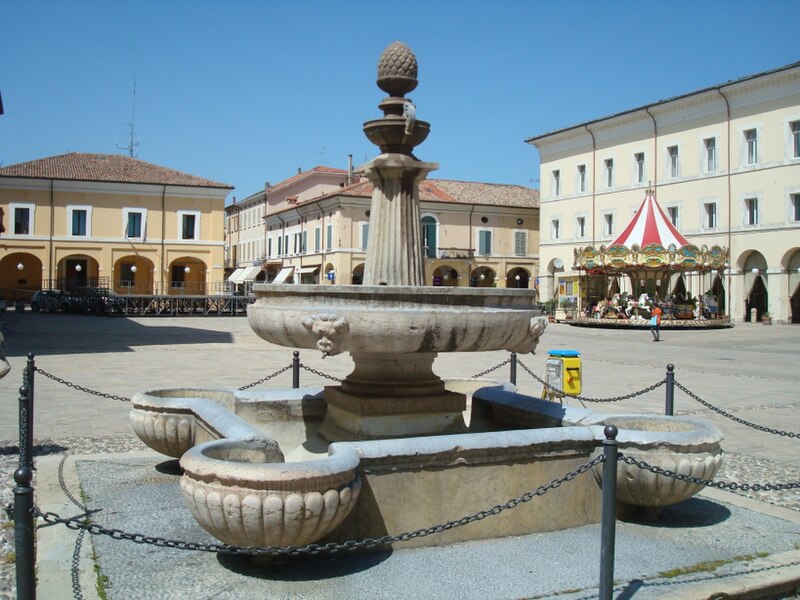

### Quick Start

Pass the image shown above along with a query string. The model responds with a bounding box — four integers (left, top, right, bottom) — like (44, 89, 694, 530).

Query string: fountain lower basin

(131, 383, 724, 549)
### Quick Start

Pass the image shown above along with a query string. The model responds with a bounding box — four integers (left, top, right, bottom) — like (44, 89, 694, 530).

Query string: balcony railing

(434, 247, 475, 260)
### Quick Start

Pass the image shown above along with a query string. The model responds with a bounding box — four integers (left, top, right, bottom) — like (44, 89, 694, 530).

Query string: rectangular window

(704, 137, 716, 172)
(577, 164, 586, 193)
(284, 235, 289, 255)
(72, 209, 87, 236)
(634, 153, 645, 183)
(126, 212, 143, 238)
(792, 122, 800, 158)
(478, 230, 492, 255)
(552, 170, 560, 196)
(277, 236, 283, 256)
(326, 224, 333, 251)
(314, 227, 321, 253)
(576, 216, 586, 238)
(551, 219, 560, 240)
(704, 202, 717, 229)
(604, 214, 614, 236)
(745, 129, 758, 165)
(361, 223, 369, 250)
(293, 233, 299, 254)
(514, 231, 527, 256)
(604, 159, 614, 188)
(302, 230, 308, 254)
(171, 265, 186, 288)
(668, 145, 679, 178)
(181, 213, 197, 240)
(792, 194, 800, 222)
(667, 206, 679, 227)
(268, 238, 273, 258)
(745, 197, 758, 226)
(14, 206, 31, 235)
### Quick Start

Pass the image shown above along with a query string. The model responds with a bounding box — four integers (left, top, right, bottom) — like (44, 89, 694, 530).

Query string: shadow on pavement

(217, 547, 393, 580)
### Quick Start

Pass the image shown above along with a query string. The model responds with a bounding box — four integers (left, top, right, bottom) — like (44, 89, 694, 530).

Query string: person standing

(650, 305, 663, 342)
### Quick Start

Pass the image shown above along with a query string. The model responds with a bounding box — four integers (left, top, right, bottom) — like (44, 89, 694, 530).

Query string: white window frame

(788, 120, 800, 160)
(604, 158, 614, 189)
(602, 211, 615, 238)
(67, 205, 92, 238)
(9, 202, 35, 236)
(326, 223, 333, 251)
(122, 207, 148, 241)
(703, 136, 717, 173)
(666, 205, 680, 229)
(552, 169, 561, 197)
(702, 201, 718, 230)
(666, 145, 680, 179)
(177, 210, 201, 240)
(576, 215, 587, 239)
(743, 128, 759, 166)
(421, 213, 439, 259)
(513, 230, 527, 257)
(550, 219, 560, 241)
(633, 152, 646, 184)
(360, 222, 369, 251)
(577, 164, 587, 193)
(477, 229, 492, 255)
(314, 227, 321, 253)
(790, 192, 800, 223)
(742, 195, 760, 227)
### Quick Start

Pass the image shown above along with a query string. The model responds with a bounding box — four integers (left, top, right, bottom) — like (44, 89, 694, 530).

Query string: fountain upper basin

(247, 284, 545, 356)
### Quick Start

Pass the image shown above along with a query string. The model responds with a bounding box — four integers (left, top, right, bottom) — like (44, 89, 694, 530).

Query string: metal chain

(32, 453, 605, 557)
(674, 380, 800, 439)
(237, 365, 293, 390)
(517, 359, 666, 403)
(34, 367, 131, 402)
(58, 454, 86, 511)
(471, 357, 511, 379)
(300, 363, 342, 383)
(619, 453, 800, 492)
(71, 528, 86, 600)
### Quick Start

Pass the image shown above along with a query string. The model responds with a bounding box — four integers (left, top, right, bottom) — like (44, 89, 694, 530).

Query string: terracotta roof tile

(332, 178, 539, 208)
(0, 152, 233, 188)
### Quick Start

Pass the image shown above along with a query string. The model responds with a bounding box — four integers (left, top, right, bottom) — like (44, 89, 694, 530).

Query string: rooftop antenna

(116, 80, 140, 157)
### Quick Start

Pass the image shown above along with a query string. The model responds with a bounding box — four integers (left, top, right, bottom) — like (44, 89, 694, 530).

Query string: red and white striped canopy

(611, 192, 689, 248)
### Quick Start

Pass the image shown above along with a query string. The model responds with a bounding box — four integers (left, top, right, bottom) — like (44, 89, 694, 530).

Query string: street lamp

(184, 266, 191, 274)
(75, 264, 82, 272)
(130, 265, 137, 273)
(16, 262, 23, 271)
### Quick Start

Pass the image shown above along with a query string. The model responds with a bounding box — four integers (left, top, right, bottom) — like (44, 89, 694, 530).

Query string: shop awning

(296, 266, 320, 274)
(227, 268, 246, 284)
(240, 266, 262, 282)
(272, 266, 294, 284)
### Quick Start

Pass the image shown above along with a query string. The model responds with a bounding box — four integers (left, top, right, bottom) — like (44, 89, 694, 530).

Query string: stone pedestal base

(320, 351, 467, 440)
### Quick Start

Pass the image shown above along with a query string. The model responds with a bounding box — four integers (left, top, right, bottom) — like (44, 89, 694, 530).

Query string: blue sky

(1, 1, 798, 201)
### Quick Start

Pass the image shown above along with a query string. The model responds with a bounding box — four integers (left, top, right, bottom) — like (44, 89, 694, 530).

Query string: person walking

(650, 305, 663, 342)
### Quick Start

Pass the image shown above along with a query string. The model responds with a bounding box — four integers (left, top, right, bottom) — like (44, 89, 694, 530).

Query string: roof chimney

(297, 167, 302, 175)
(347, 154, 353, 184)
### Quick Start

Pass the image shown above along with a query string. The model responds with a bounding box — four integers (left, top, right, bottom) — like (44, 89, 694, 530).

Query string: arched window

(421, 216, 437, 259)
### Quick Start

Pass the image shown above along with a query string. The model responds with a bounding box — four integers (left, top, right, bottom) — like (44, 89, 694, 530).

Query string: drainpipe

(717, 87, 733, 319)
(584, 125, 596, 247)
(644, 107, 658, 192)
(49, 179, 54, 285)
(276, 212, 285, 269)
(160, 185, 166, 294)
(468, 204, 476, 286)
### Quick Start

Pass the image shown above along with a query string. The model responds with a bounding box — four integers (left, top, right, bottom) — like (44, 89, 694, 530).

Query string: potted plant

(559, 298, 577, 321)
(544, 298, 557, 322)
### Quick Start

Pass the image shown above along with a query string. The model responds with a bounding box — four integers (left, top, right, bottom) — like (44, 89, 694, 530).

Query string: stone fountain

(130, 42, 723, 552)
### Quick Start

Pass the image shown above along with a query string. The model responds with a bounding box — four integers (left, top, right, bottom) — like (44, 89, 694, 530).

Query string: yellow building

(0, 152, 232, 298)
(226, 167, 540, 291)
(527, 62, 800, 323)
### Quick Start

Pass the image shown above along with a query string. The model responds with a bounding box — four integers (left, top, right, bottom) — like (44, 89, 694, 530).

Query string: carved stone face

(301, 314, 351, 357)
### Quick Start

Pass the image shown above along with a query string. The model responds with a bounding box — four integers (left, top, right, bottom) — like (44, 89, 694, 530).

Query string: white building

(527, 62, 800, 323)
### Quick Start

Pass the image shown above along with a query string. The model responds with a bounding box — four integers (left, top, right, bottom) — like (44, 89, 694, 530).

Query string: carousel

(571, 190, 731, 329)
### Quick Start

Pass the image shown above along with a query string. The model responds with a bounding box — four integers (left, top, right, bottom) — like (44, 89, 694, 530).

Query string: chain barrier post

(25, 354, 35, 465)
(292, 351, 300, 389)
(599, 424, 618, 600)
(14, 373, 36, 600)
(510, 352, 517, 386)
(665, 364, 674, 416)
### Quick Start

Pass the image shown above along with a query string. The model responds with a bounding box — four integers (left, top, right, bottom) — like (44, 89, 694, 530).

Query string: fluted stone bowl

(180, 440, 361, 548)
(590, 415, 724, 507)
(247, 284, 545, 357)
(363, 118, 430, 154)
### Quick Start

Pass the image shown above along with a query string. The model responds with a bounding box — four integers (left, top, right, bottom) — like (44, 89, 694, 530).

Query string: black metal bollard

(25, 354, 35, 466)
(14, 377, 36, 600)
(599, 424, 618, 600)
(510, 352, 517, 386)
(292, 351, 300, 389)
(665, 364, 675, 416)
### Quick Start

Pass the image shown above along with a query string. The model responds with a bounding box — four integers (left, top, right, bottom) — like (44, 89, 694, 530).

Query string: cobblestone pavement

(1, 313, 798, 599)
